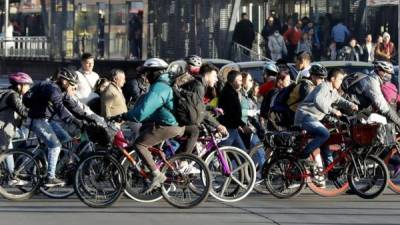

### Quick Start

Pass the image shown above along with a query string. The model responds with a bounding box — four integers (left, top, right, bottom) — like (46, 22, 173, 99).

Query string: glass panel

(75, 3, 98, 57)
(127, 1, 144, 59)
(109, 3, 128, 59)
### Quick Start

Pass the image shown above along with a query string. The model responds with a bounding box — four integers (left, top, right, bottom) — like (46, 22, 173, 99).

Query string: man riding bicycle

(23, 68, 87, 187)
(295, 68, 358, 166)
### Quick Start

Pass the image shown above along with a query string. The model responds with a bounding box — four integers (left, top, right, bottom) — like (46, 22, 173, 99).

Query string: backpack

(341, 72, 368, 93)
(270, 83, 297, 113)
(23, 82, 42, 108)
(160, 79, 203, 126)
(0, 89, 13, 112)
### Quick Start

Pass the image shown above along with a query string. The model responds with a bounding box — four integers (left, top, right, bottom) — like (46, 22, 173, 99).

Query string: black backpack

(341, 72, 368, 93)
(270, 83, 297, 113)
(160, 79, 203, 126)
(0, 89, 13, 112)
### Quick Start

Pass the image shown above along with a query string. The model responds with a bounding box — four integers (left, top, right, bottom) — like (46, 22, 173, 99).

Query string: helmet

(263, 62, 279, 74)
(185, 55, 202, 67)
(168, 61, 186, 78)
(309, 63, 327, 78)
(143, 58, 169, 71)
(373, 61, 394, 74)
(9, 72, 33, 85)
(57, 67, 78, 85)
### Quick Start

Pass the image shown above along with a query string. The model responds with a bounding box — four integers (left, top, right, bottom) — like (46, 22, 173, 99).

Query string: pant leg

(250, 134, 266, 166)
(32, 119, 62, 179)
(302, 119, 330, 158)
(50, 121, 72, 144)
(135, 125, 184, 171)
(220, 129, 246, 150)
(178, 125, 199, 154)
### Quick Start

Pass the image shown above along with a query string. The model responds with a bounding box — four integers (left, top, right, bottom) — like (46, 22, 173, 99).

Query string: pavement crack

(220, 202, 281, 225)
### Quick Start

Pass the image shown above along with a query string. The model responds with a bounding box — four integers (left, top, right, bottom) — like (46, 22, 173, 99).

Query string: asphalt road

(0, 192, 400, 225)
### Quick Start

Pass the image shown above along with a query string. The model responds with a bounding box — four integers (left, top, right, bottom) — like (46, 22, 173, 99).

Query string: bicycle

(263, 116, 389, 199)
(74, 123, 212, 208)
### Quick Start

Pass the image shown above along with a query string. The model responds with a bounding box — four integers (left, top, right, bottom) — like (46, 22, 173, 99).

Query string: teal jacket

(127, 73, 178, 126)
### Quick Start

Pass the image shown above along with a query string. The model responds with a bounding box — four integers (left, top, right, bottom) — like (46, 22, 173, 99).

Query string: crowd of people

(233, 12, 397, 63)
(0, 50, 399, 191)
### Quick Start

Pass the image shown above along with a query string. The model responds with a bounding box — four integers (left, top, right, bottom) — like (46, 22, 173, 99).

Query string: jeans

(249, 134, 266, 167)
(219, 129, 246, 150)
(31, 119, 62, 179)
(302, 117, 332, 165)
(50, 121, 72, 144)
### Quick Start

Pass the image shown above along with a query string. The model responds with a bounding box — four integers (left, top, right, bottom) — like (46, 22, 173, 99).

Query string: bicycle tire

(248, 143, 272, 194)
(382, 147, 400, 193)
(161, 153, 211, 208)
(348, 155, 389, 199)
(74, 152, 126, 208)
(0, 150, 42, 201)
(264, 157, 305, 199)
(204, 146, 256, 202)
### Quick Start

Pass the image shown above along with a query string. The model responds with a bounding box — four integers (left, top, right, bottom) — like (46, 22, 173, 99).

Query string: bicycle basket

(85, 123, 118, 147)
(264, 131, 301, 149)
(351, 123, 396, 146)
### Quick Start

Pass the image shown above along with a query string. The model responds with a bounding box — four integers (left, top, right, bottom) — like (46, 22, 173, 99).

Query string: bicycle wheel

(204, 146, 256, 202)
(161, 153, 211, 208)
(249, 143, 271, 194)
(40, 148, 79, 198)
(74, 152, 125, 208)
(383, 147, 400, 193)
(306, 155, 349, 197)
(348, 155, 389, 199)
(121, 149, 162, 203)
(0, 150, 42, 201)
(264, 157, 305, 199)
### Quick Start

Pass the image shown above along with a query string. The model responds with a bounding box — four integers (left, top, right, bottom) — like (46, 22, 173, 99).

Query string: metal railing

(231, 41, 269, 62)
(0, 36, 49, 58)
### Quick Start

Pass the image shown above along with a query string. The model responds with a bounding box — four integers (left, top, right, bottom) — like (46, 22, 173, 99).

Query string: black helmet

(373, 60, 394, 74)
(309, 63, 327, 78)
(57, 67, 78, 85)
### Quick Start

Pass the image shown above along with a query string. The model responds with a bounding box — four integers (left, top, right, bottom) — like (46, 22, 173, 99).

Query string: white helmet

(263, 62, 279, 74)
(143, 58, 169, 71)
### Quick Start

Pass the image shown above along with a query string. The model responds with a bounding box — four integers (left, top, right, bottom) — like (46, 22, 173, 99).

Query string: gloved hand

(383, 108, 400, 128)
(71, 118, 85, 129)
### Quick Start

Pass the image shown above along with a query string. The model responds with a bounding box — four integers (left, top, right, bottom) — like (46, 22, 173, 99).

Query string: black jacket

(232, 19, 255, 47)
(25, 81, 77, 123)
(123, 77, 149, 106)
(182, 76, 220, 127)
(218, 84, 245, 129)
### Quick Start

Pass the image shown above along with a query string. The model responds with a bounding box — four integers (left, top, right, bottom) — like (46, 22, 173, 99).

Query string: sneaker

(45, 177, 66, 188)
(8, 177, 29, 186)
(178, 161, 201, 174)
(143, 172, 166, 194)
(313, 175, 326, 188)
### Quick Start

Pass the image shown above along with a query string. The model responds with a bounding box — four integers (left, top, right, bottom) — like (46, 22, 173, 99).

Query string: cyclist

(295, 68, 358, 166)
(175, 55, 202, 87)
(23, 68, 87, 187)
(122, 58, 185, 192)
(0, 73, 33, 186)
(258, 62, 279, 97)
(344, 61, 400, 127)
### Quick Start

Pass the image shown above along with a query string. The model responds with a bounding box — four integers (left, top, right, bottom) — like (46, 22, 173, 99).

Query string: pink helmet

(9, 72, 33, 85)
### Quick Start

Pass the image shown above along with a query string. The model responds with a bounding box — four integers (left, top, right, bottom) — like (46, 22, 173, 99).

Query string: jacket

(101, 82, 128, 118)
(0, 89, 28, 146)
(295, 81, 355, 125)
(218, 83, 245, 129)
(181, 76, 220, 127)
(268, 34, 287, 61)
(25, 81, 76, 122)
(127, 73, 178, 126)
(123, 76, 149, 106)
(232, 19, 255, 47)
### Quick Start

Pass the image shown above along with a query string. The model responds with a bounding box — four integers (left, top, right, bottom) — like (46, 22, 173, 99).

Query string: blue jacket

(127, 73, 178, 126)
(25, 81, 75, 122)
